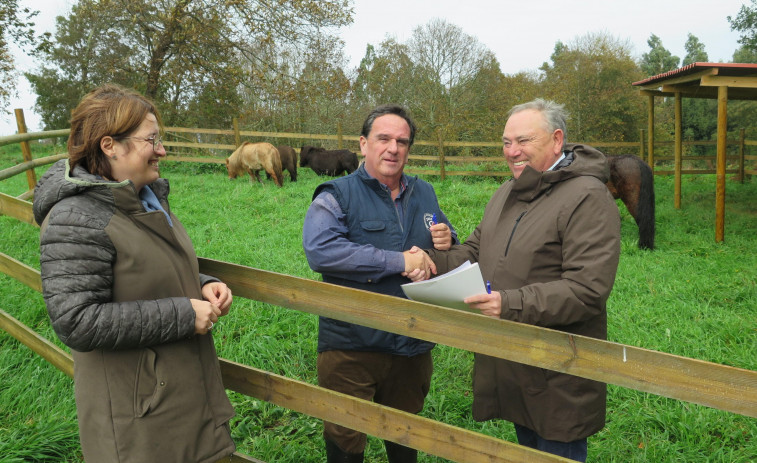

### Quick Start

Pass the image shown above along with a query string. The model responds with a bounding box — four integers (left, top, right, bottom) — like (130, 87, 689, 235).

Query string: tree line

(4, 0, 757, 155)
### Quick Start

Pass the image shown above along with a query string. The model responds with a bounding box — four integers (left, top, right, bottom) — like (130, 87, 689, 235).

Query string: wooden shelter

(632, 62, 757, 242)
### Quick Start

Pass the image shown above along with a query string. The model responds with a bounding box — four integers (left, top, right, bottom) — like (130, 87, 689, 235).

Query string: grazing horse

(276, 145, 298, 182)
(605, 155, 655, 250)
(225, 142, 283, 187)
(299, 146, 359, 176)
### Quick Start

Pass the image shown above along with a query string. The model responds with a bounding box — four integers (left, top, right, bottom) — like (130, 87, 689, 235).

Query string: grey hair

(507, 99, 568, 145)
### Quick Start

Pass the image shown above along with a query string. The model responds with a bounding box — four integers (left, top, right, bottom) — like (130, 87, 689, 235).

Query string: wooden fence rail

(3, 124, 754, 181)
(2, 225, 757, 419)
(1, 156, 756, 461)
(0, 252, 572, 463)
(1, 246, 756, 463)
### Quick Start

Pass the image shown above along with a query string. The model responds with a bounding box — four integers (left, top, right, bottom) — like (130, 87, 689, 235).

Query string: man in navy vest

(303, 104, 458, 463)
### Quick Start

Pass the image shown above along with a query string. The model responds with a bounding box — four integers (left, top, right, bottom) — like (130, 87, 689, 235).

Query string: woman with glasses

(33, 83, 236, 462)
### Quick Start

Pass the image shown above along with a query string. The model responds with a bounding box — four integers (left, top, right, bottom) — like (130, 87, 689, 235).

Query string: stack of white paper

(401, 261, 487, 311)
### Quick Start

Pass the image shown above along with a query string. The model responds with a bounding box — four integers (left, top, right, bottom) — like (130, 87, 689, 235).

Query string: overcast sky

(1, 0, 750, 134)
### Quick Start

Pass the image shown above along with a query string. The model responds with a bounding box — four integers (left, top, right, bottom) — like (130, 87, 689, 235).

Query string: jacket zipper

(393, 180, 415, 234)
(505, 211, 527, 256)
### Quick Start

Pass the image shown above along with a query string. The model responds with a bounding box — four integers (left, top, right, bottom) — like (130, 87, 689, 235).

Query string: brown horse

(276, 145, 298, 182)
(605, 155, 655, 250)
(225, 142, 283, 187)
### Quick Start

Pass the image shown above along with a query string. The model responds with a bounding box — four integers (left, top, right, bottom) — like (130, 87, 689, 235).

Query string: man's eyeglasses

(118, 135, 164, 150)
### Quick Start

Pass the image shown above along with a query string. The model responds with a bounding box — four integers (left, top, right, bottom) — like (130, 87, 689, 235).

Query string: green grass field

(0, 143, 755, 462)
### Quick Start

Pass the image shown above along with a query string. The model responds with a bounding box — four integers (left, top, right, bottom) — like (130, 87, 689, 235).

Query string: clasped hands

(192, 281, 233, 334)
(402, 223, 452, 282)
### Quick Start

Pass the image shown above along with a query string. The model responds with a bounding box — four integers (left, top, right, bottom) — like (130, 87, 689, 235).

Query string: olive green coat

(34, 160, 235, 462)
(428, 144, 620, 441)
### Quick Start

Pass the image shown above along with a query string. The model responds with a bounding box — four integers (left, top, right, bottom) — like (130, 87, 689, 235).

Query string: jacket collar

(356, 163, 415, 196)
(511, 143, 608, 202)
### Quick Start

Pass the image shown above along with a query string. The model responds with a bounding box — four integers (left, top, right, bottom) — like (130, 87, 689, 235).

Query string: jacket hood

(512, 143, 608, 202)
(32, 159, 169, 226)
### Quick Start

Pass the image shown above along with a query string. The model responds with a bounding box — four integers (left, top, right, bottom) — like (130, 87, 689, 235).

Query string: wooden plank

(674, 93, 682, 209)
(716, 86, 727, 243)
(404, 169, 509, 177)
(439, 140, 502, 148)
(589, 141, 642, 148)
(14, 109, 37, 189)
(0, 153, 66, 181)
(17, 190, 34, 201)
(164, 126, 363, 144)
(165, 156, 225, 164)
(653, 155, 739, 162)
(701, 75, 757, 88)
(164, 141, 236, 150)
(220, 360, 569, 463)
(0, 192, 35, 225)
(653, 169, 739, 176)
(648, 94, 655, 169)
(647, 68, 719, 88)
(415, 156, 503, 163)
(0, 308, 73, 377)
(0, 309, 264, 463)
(0, 129, 69, 147)
(0, 252, 41, 292)
(199, 258, 757, 419)
(165, 127, 234, 136)
(0, 298, 552, 462)
(739, 128, 746, 183)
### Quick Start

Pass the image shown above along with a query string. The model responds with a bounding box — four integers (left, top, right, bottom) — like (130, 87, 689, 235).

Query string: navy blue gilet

(314, 166, 440, 356)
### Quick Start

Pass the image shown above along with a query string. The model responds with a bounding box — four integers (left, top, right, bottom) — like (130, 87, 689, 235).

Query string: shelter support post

(647, 95, 655, 170)
(674, 93, 682, 209)
(716, 86, 727, 243)
(738, 128, 745, 183)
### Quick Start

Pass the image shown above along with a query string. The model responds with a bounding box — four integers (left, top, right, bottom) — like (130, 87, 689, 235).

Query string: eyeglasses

(119, 135, 164, 150)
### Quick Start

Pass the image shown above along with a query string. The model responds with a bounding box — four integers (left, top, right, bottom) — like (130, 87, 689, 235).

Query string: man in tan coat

(427, 99, 621, 461)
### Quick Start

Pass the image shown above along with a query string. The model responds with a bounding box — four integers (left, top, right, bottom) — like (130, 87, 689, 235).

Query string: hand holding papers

(401, 261, 487, 311)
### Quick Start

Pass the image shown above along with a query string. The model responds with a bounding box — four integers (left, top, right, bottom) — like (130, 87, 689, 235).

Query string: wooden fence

(1, 144, 756, 462)
(3, 109, 755, 182)
(153, 125, 757, 180)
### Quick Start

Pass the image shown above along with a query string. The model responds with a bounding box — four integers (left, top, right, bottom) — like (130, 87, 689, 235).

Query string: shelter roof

(632, 62, 757, 100)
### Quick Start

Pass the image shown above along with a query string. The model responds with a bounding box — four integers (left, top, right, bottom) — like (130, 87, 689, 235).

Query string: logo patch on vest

(423, 212, 435, 230)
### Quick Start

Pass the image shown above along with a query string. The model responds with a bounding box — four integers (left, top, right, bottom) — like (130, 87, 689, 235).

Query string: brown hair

(360, 104, 417, 147)
(68, 84, 162, 179)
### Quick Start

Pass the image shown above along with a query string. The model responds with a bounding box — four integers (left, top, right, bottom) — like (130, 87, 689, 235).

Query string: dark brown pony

(605, 155, 655, 250)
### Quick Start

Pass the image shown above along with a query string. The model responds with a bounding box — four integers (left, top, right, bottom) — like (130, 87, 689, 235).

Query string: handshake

(401, 222, 452, 282)
(401, 246, 436, 282)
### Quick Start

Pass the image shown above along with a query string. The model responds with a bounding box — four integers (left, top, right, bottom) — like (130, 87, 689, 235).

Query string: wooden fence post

(337, 122, 343, 149)
(738, 128, 745, 183)
(233, 118, 241, 147)
(14, 109, 37, 189)
(437, 129, 446, 181)
(640, 129, 646, 161)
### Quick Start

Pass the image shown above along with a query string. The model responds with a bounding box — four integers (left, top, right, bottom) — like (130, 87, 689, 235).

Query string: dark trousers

(514, 424, 588, 462)
(318, 350, 433, 454)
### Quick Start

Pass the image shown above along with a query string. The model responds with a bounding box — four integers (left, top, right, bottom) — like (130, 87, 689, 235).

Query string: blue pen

(432, 213, 437, 225)
(486, 280, 492, 294)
